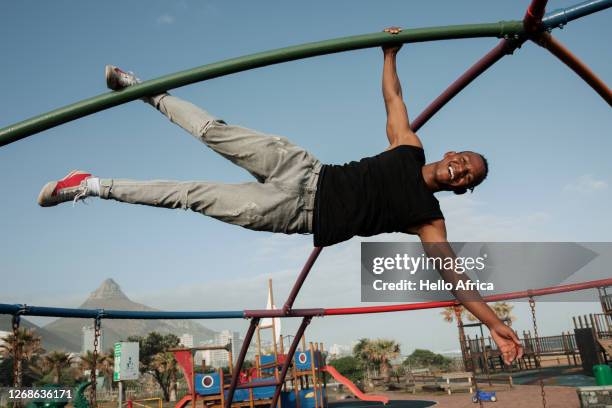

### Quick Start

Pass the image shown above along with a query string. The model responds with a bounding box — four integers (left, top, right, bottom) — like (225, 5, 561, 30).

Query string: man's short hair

(453, 152, 489, 195)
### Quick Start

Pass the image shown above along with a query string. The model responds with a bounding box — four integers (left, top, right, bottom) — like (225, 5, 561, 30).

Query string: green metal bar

(0, 21, 523, 147)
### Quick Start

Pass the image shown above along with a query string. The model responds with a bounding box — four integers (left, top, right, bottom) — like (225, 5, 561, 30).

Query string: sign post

(114, 342, 140, 408)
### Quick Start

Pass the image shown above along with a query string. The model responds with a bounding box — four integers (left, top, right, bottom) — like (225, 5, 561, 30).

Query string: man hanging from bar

(37, 28, 523, 364)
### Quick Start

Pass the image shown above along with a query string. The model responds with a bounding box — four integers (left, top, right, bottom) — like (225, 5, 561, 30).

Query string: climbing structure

(1, 1, 611, 407)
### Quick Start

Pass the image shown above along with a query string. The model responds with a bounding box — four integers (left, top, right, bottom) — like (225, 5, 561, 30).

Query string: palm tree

(491, 302, 516, 324)
(79, 350, 97, 373)
(362, 339, 400, 383)
(440, 306, 477, 323)
(0, 328, 45, 385)
(353, 338, 374, 379)
(42, 351, 73, 384)
(441, 303, 516, 324)
(151, 352, 179, 402)
(79, 350, 114, 389)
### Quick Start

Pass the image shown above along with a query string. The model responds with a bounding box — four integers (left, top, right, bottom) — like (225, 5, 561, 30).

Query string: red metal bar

(270, 317, 312, 408)
(524, 0, 549, 32)
(534, 32, 612, 106)
(225, 318, 259, 408)
(244, 308, 325, 318)
(324, 278, 612, 316)
(282, 247, 323, 314)
(410, 39, 523, 132)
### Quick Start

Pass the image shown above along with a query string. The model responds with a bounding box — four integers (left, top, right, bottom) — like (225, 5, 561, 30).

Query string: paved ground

(331, 385, 580, 408)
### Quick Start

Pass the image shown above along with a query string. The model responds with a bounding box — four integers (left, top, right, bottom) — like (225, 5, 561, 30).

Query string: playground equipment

(2, 279, 611, 408)
(1, 1, 611, 407)
(167, 281, 387, 408)
(171, 341, 339, 408)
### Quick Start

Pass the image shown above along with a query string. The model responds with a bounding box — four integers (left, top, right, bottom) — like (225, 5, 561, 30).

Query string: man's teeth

(448, 165, 455, 181)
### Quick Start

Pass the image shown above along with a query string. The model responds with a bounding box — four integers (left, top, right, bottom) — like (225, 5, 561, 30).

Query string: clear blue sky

(1, 1, 610, 353)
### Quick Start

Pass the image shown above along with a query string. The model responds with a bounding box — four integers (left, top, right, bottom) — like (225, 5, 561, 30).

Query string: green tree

(151, 352, 179, 402)
(127, 332, 180, 402)
(403, 349, 452, 370)
(328, 356, 363, 384)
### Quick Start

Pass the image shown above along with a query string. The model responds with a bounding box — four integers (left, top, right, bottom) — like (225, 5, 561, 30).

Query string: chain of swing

(459, 296, 549, 408)
(529, 296, 547, 408)
(89, 317, 102, 408)
(11, 314, 21, 389)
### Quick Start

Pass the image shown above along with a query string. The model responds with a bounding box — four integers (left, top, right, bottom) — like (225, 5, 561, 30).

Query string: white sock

(86, 177, 101, 196)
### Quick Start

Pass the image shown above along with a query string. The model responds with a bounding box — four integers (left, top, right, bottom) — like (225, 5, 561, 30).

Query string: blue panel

(227, 389, 250, 402)
(298, 388, 326, 408)
(280, 387, 326, 408)
(252, 385, 275, 400)
(222, 378, 276, 402)
(259, 354, 277, 375)
(280, 390, 296, 407)
(294, 351, 322, 370)
(259, 354, 276, 365)
(195, 373, 221, 395)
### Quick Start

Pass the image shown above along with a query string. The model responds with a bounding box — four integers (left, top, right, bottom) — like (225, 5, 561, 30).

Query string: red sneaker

(105, 65, 141, 91)
(37, 170, 92, 207)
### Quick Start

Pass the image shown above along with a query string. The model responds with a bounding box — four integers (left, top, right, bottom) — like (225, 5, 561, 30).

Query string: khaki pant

(100, 95, 322, 234)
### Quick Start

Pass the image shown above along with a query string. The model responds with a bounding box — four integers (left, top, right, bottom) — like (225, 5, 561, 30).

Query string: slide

(322, 365, 389, 405)
(174, 395, 192, 408)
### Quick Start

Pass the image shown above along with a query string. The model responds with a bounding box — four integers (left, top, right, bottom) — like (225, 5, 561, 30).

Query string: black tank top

(313, 145, 443, 247)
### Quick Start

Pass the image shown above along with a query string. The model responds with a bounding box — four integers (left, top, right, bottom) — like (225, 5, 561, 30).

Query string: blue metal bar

(0, 304, 244, 319)
(543, 0, 612, 29)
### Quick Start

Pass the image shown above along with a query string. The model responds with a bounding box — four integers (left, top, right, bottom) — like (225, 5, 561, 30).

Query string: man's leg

(98, 178, 313, 233)
(151, 94, 318, 184)
(105, 65, 319, 184)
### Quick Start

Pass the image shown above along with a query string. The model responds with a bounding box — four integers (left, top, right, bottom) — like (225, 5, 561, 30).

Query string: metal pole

(282, 248, 322, 314)
(270, 317, 312, 408)
(533, 33, 612, 106)
(118, 381, 123, 408)
(523, 0, 549, 32)
(411, 38, 522, 133)
(0, 21, 526, 147)
(225, 318, 260, 408)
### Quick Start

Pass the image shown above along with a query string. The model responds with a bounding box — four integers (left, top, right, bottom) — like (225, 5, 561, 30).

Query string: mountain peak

(88, 278, 129, 301)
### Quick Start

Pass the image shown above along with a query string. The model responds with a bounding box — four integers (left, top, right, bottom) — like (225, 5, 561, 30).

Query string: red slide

(322, 365, 389, 405)
(174, 395, 192, 408)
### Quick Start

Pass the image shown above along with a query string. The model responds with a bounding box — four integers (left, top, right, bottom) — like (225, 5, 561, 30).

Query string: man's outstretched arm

(416, 219, 524, 364)
(382, 27, 421, 149)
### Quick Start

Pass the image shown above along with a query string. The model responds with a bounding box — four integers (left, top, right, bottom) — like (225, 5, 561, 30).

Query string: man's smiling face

(434, 151, 488, 192)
